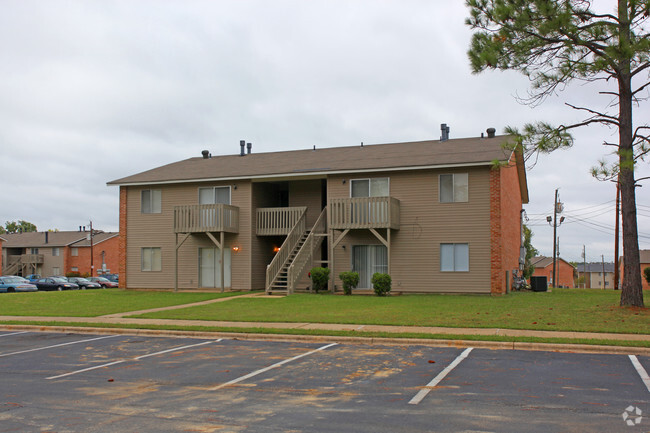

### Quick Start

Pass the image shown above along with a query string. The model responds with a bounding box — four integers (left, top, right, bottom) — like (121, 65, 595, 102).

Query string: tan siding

(289, 179, 323, 228)
(328, 167, 492, 293)
(126, 181, 252, 290)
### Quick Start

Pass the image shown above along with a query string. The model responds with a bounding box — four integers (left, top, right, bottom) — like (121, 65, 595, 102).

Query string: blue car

(0, 276, 38, 293)
(35, 277, 79, 291)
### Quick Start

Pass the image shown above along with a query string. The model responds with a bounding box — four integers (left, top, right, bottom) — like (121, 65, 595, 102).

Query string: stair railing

(265, 207, 307, 293)
(287, 207, 328, 294)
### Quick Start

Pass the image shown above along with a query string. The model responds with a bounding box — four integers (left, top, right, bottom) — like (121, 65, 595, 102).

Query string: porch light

(273, 246, 280, 253)
(232, 246, 241, 253)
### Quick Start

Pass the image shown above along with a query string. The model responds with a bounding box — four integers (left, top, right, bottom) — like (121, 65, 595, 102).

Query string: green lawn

(133, 289, 650, 334)
(0, 289, 242, 317)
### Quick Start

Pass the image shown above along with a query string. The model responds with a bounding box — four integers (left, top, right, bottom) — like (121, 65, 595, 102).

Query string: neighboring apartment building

(1, 229, 119, 278)
(619, 249, 650, 291)
(576, 262, 616, 289)
(530, 256, 576, 288)
(108, 130, 529, 295)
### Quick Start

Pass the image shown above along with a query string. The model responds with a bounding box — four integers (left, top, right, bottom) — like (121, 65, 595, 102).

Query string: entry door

(199, 247, 231, 288)
(352, 245, 388, 289)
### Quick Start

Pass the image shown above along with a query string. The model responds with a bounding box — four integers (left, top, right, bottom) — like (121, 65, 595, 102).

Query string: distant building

(619, 249, 650, 291)
(575, 262, 616, 289)
(530, 256, 576, 288)
(1, 229, 118, 278)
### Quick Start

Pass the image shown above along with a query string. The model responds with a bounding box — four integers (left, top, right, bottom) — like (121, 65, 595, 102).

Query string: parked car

(67, 277, 101, 289)
(35, 277, 79, 291)
(103, 274, 119, 283)
(25, 274, 42, 283)
(0, 276, 38, 293)
(88, 277, 118, 288)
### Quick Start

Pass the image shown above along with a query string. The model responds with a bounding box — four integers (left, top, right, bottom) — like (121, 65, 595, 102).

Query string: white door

(199, 247, 231, 289)
(352, 245, 388, 289)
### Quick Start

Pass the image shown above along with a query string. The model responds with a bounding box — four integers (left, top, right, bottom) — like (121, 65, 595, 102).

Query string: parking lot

(0, 331, 648, 432)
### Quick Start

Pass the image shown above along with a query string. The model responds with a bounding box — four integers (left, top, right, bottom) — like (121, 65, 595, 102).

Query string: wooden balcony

(21, 254, 44, 264)
(174, 204, 239, 233)
(257, 207, 306, 236)
(329, 197, 400, 230)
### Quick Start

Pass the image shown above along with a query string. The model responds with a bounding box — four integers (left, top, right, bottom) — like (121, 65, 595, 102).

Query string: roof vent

(440, 123, 450, 142)
(201, 150, 210, 159)
(486, 127, 496, 138)
(240, 140, 245, 156)
(247, 142, 252, 154)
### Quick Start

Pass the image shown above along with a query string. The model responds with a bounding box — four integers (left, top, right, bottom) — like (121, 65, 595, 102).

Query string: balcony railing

(174, 204, 239, 233)
(21, 254, 44, 264)
(257, 207, 307, 236)
(329, 196, 400, 230)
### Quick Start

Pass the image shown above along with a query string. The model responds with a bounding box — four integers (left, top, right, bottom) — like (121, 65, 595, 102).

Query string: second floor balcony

(257, 207, 306, 236)
(20, 254, 44, 264)
(329, 196, 400, 230)
(174, 204, 239, 234)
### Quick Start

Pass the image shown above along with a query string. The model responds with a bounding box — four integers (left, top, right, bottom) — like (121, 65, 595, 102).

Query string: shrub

(371, 273, 391, 296)
(339, 271, 360, 295)
(65, 271, 81, 278)
(644, 267, 650, 285)
(309, 267, 330, 293)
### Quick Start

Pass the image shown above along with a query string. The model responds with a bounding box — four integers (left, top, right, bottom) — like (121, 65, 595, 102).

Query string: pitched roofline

(69, 233, 119, 247)
(108, 160, 496, 187)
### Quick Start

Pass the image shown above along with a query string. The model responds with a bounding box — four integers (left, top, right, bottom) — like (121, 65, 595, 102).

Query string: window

(52, 247, 60, 257)
(141, 189, 162, 214)
(440, 243, 469, 272)
(141, 247, 162, 272)
(439, 173, 468, 203)
(52, 267, 60, 275)
(352, 245, 388, 288)
(30, 248, 39, 254)
(71, 267, 78, 272)
(71, 247, 78, 257)
(350, 178, 389, 197)
(199, 186, 231, 205)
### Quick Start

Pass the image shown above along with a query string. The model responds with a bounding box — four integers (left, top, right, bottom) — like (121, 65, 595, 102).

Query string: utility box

(530, 276, 548, 292)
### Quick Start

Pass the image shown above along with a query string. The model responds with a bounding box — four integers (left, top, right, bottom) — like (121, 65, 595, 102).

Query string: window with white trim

(439, 173, 468, 203)
(199, 186, 231, 205)
(440, 243, 469, 272)
(71, 248, 78, 256)
(141, 247, 162, 272)
(141, 189, 162, 214)
(52, 247, 60, 256)
(350, 178, 389, 197)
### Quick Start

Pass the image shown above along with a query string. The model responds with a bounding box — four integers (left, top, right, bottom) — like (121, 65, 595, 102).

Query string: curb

(2, 323, 649, 356)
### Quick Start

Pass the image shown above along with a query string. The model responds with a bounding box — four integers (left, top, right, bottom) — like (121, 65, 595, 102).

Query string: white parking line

(0, 335, 119, 358)
(408, 347, 474, 405)
(629, 355, 650, 393)
(47, 340, 220, 380)
(210, 342, 338, 391)
(0, 331, 30, 338)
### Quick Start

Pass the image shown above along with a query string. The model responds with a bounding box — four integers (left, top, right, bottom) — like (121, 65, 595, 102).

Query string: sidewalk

(0, 294, 648, 354)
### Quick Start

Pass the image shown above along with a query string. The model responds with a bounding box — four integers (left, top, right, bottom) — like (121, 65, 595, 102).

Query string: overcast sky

(1, 0, 649, 263)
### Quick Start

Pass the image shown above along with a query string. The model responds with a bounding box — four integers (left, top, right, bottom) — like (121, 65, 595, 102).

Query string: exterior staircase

(265, 207, 328, 295)
(3, 258, 21, 276)
(266, 231, 309, 295)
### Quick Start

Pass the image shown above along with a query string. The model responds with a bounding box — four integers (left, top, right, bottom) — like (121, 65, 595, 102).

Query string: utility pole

(89, 220, 94, 277)
(602, 255, 606, 290)
(546, 189, 564, 288)
(582, 245, 587, 288)
(614, 180, 620, 290)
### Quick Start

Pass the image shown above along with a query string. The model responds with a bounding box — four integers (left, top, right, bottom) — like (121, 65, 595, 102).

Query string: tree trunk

(618, 0, 644, 307)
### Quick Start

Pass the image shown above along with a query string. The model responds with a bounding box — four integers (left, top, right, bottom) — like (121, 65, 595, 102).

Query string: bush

(309, 267, 330, 293)
(371, 273, 391, 296)
(65, 271, 81, 278)
(644, 267, 650, 285)
(339, 271, 359, 295)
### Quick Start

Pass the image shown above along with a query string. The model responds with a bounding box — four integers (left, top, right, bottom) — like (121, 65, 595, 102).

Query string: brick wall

(119, 186, 127, 288)
(490, 159, 524, 294)
(532, 260, 576, 288)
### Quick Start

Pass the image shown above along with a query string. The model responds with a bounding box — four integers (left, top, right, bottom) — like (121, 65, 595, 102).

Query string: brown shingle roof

(1, 231, 89, 248)
(109, 135, 520, 186)
(69, 232, 118, 247)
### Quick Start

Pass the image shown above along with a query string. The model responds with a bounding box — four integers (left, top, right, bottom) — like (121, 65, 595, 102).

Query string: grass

(0, 289, 243, 317)
(0, 320, 648, 349)
(132, 289, 650, 335)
